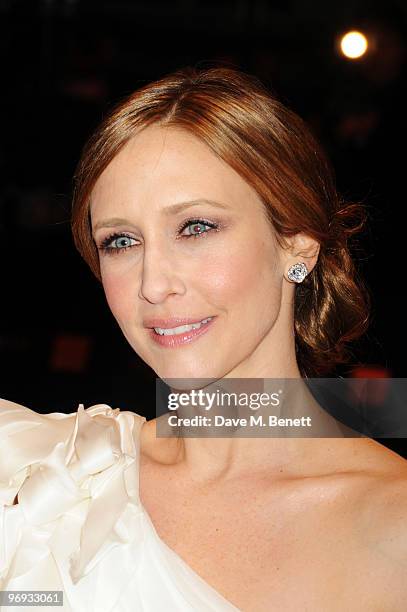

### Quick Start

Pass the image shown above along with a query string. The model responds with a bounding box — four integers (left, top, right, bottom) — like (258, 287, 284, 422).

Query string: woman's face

(90, 124, 296, 381)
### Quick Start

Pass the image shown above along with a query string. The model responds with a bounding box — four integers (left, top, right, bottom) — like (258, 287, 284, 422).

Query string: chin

(154, 362, 223, 389)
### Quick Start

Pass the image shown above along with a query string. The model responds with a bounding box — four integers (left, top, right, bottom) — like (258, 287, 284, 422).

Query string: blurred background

(0, 0, 405, 453)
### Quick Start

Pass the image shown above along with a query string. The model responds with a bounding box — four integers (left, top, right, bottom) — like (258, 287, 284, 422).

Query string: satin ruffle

(0, 398, 240, 611)
(0, 399, 146, 610)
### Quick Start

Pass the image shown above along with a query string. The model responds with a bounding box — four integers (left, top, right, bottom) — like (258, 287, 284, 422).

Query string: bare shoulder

(351, 440, 407, 609)
(364, 443, 407, 554)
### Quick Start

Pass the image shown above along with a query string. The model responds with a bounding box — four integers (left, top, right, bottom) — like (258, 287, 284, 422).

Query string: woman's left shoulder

(356, 439, 407, 539)
(348, 443, 407, 608)
(366, 460, 407, 563)
(352, 442, 407, 600)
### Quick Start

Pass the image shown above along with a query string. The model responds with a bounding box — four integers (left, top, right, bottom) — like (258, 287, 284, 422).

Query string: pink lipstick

(147, 316, 216, 348)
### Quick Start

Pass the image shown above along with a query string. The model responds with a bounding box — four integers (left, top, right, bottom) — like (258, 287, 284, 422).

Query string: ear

(281, 232, 320, 275)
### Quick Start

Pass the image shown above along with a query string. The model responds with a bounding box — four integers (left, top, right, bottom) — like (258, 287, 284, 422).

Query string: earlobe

(286, 262, 309, 283)
(283, 232, 320, 275)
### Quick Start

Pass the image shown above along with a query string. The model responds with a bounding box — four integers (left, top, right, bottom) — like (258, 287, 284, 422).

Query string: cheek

(100, 273, 134, 321)
(197, 239, 280, 310)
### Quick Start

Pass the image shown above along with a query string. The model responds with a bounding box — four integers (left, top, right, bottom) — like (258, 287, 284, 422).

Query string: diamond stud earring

(287, 262, 308, 283)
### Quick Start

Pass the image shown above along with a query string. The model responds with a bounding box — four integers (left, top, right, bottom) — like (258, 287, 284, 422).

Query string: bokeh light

(340, 30, 369, 59)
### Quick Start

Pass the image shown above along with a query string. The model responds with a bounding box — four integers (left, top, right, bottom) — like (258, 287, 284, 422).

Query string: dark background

(0, 0, 406, 454)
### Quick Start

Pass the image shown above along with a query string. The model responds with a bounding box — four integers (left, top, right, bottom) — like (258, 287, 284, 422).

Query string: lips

(147, 316, 216, 347)
(143, 316, 215, 329)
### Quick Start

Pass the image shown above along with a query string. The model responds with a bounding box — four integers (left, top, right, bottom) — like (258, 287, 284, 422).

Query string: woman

(1, 66, 406, 611)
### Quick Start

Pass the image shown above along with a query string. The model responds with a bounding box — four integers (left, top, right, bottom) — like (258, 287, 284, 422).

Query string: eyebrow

(92, 199, 230, 233)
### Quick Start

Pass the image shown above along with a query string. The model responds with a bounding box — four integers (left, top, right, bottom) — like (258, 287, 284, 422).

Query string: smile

(149, 316, 216, 347)
(154, 317, 213, 336)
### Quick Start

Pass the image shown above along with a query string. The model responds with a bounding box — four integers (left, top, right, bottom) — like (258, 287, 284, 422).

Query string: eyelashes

(98, 233, 137, 255)
(177, 218, 219, 238)
(97, 218, 219, 256)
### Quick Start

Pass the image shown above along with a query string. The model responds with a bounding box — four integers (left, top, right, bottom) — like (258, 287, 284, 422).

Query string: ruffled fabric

(0, 399, 240, 612)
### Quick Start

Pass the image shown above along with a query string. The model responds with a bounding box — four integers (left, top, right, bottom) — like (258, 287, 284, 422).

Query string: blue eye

(110, 236, 136, 249)
(97, 218, 219, 256)
(98, 233, 138, 255)
(179, 219, 218, 238)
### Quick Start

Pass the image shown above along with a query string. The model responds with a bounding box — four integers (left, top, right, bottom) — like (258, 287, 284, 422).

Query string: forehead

(90, 124, 263, 217)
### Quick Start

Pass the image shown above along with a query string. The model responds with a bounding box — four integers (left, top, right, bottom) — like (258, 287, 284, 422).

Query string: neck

(147, 318, 351, 483)
(155, 374, 350, 485)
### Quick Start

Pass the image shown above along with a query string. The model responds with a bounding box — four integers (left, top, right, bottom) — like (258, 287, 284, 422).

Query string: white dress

(0, 399, 240, 611)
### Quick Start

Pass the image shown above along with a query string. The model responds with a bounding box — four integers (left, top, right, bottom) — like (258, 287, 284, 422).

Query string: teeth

(154, 317, 213, 336)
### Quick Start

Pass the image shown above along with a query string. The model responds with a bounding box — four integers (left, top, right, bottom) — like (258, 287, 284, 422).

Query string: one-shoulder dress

(0, 399, 240, 611)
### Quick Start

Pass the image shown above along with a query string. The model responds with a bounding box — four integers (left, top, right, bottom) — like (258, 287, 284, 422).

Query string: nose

(138, 244, 186, 304)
